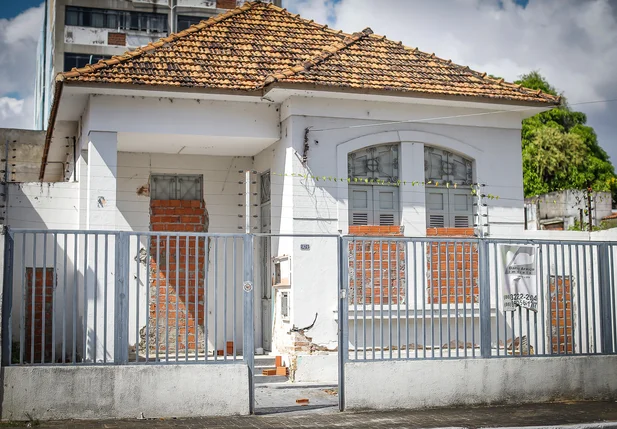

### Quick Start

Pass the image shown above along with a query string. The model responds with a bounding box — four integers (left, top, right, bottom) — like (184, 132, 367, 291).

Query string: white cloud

(0, 4, 43, 129)
(285, 0, 617, 162)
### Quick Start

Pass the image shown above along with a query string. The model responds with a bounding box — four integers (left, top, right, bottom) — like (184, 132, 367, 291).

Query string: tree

(516, 72, 617, 202)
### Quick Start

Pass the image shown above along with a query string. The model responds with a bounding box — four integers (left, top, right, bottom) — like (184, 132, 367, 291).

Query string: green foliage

(517, 72, 617, 202)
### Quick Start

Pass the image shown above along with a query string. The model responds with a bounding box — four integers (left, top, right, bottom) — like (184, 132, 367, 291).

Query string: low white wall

(294, 354, 338, 383)
(1, 364, 249, 420)
(345, 356, 617, 410)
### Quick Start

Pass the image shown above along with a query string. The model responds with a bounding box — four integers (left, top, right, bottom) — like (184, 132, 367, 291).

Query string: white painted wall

(2, 364, 249, 419)
(345, 356, 617, 410)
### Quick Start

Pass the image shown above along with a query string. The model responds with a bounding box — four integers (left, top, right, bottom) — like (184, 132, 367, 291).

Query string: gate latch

(339, 288, 347, 299)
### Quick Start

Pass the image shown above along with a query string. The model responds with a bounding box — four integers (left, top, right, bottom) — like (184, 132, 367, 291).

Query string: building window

(424, 147, 474, 228)
(150, 174, 203, 201)
(64, 53, 112, 72)
(177, 15, 208, 31)
(348, 144, 400, 226)
(65, 6, 168, 33)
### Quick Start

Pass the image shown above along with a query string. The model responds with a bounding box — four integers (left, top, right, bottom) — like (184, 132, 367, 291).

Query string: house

(12, 1, 615, 420)
(524, 189, 613, 230)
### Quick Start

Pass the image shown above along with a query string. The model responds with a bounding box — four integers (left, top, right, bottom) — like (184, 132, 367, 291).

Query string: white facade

(13, 81, 558, 361)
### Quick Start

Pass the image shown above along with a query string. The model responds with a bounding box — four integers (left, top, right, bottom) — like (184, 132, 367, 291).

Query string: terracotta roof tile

(59, 1, 559, 105)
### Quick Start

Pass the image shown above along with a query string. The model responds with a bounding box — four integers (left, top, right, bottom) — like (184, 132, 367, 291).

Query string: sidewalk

(19, 400, 617, 429)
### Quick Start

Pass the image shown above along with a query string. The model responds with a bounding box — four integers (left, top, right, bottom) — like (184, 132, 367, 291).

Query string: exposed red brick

(216, 0, 237, 9)
(25, 268, 55, 363)
(107, 32, 126, 46)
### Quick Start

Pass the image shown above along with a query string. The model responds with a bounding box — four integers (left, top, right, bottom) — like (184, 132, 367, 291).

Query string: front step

(254, 354, 288, 384)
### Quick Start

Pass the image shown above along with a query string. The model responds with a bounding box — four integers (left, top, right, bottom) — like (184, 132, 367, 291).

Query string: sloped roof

(59, 1, 559, 105)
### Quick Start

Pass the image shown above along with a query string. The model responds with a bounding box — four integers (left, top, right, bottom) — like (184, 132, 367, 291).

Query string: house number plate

(300, 244, 310, 251)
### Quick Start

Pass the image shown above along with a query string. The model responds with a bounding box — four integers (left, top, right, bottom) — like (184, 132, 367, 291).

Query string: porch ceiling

(118, 132, 275, 156)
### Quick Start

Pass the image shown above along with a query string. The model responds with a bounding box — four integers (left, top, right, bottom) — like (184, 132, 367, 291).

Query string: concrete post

(85, 131, 118, 362)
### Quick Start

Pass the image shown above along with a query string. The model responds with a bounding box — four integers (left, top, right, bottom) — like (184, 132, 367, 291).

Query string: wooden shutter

(374, 186, 399, 226)
(426, 187, 448, 228)
(349, 185, 374, 225)
(449, 188, 473, 228)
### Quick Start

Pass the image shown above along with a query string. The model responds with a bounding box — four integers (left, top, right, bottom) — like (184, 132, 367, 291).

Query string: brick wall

(107, 32, 126, 46)
(217, 0, 237, 9)
(25, 268, 54, 363)
(426, 228, 478, 305)
(141, 200, 208, 355)
(550, 276, 573, 354)
(349, 226, 405, 305)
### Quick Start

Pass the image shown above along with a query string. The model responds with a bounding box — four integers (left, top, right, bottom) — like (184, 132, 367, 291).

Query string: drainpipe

(40, 0, 48, 130)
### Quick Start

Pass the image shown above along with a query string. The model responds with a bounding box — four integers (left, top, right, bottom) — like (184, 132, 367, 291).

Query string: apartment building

(34, 0, 280, 129)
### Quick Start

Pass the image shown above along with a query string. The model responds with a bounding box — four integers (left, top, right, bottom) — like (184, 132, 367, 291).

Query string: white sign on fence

(499, 244, 538, 312)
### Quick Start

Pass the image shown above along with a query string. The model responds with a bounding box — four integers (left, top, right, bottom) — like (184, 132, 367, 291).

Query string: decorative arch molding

(335, 129, 482, 234)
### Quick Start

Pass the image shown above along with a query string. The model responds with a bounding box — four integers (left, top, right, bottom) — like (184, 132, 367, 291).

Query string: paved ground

(4, 385, 617, 428)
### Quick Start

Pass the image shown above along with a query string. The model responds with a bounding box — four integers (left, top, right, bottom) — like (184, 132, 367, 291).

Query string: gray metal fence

(342, 237, 617, 361)
(2, 229, 251, 366)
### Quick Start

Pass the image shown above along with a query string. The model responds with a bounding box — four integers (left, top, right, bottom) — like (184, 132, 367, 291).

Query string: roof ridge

(263, 27, 374, 86)
(58, 1, 257, 81)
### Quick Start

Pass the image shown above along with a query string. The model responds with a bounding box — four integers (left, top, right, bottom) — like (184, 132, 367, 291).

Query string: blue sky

(0, 0, 42, 19)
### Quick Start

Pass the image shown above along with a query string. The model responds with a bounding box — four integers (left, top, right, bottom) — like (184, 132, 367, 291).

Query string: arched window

(348, 144, 400, 226)
(424, 147, 474, 228)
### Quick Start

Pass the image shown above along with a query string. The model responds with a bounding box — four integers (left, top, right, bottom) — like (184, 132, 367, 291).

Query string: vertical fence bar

(185, 235, 189, 362)
(611, 245, 617, 353)
(52, 233, 57, 364)
(338, 235, 348, 411)
(114, 232, 129, 364)
(371, 239, 375, 361)
(379, 239, 384, 360)
(232, 237, 236, 360)
(437, 241, 442, 358)
(430, 240, 435, 359)
(195, 236, 200, 361)
(83, 233, 88, 362)
(494, 242, 501, 357)
(409, 241, 413, 360)
(422, 241, 427, 359)
(214, 238, 218, 361)
(41, 233, 47, 364)
(93, 234, 98, 363)
(62, 233, 67, 364)
(1, 230, 14, 366)
(146, 235, 150, 363)
(362, 239, 366, 361)
(175, 235, 179, 363)
(462, 241, 467, 358)
(590, 245, 598, 352)
(20, 233, 26, 364)
(446, 241, 451, 357)
(30, 233, 36, 363)
(103, 234, 109, 363)
(560, 243, 568, 355)
(135, 235, 140, 363)
(353, 238, 358, 361)
(72, 233, 77, 364)
(155, 236, 160, 362)
(582, 245, 590, 353)
(165, 235, 170, 362)
(471, 242, 475, 358)
(223, 238, 228, 361)
(243, 233, 255, 415)
(204, 236, 209, 360)
(454, 241, 459, 358)
(388, 239, 393, 359)
(575, 244, 582, 354)
(478, 239, 491, 358)
(599, 243, 613, 353)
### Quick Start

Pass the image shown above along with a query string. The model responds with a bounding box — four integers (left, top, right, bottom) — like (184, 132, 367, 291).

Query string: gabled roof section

(58, 1, 559, 105)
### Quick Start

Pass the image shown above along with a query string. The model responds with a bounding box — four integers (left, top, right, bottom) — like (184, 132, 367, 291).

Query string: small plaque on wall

(300, 244, 310, 251)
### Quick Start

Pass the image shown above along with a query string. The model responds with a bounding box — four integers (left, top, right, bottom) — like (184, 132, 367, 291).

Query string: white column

(85, 131, 118, 362)
(86, 131, 118, 230)
(400, 141, 426, 237)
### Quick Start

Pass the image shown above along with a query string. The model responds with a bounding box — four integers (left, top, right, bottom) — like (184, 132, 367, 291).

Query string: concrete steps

(255, 355, 288, 384)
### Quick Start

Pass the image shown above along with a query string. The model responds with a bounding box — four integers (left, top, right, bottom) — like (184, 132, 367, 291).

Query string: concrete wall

(345, 356, 617, 410)
(526, 190, 613, 230)
(1, 363, 249, 420)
